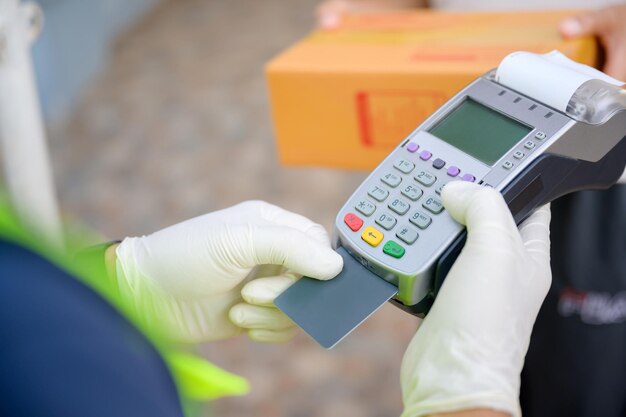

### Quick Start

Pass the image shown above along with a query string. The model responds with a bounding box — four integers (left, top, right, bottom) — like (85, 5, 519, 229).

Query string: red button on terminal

(344, 213, 364, 232)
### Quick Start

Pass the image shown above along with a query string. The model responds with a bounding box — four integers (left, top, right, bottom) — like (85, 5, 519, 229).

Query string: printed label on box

(356, 90, 447, 148)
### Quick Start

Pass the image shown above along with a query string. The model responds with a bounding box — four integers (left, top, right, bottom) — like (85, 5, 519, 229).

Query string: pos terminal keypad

(343, 140, 476, 262)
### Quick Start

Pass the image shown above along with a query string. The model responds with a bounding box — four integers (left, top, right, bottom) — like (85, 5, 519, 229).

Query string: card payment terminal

(275, 51, 626, 349)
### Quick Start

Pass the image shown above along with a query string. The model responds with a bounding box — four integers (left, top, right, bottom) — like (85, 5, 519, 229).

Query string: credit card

(275, 246, 398, 349)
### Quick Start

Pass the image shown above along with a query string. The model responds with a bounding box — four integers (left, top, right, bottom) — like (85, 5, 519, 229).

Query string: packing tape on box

(495, 50, 624, 112)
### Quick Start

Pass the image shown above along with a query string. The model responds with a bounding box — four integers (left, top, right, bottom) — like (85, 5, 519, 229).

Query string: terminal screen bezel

(428, 98, 533, 166)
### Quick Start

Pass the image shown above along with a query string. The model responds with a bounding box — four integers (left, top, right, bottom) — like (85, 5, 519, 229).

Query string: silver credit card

(275, 246, 398, 349)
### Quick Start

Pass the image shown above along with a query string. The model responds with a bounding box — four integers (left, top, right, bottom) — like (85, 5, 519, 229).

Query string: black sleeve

(0, 240, 185, 417)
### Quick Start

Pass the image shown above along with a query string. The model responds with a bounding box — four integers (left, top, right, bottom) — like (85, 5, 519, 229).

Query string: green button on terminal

(383, 240, 405, 259)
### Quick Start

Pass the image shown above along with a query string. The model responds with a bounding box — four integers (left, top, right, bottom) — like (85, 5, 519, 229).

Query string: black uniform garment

(520, 186, 626, 417)
(0, 239, 185, 417)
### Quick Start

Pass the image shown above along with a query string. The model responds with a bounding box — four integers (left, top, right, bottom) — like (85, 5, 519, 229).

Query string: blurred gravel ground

(47, 0, 419, 416)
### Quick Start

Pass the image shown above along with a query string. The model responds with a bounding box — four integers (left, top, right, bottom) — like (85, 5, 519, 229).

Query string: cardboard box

(266, 10, 597, 170)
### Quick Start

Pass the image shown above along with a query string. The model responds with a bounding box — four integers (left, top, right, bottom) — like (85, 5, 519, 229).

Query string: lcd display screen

(429, 99, 532, 165)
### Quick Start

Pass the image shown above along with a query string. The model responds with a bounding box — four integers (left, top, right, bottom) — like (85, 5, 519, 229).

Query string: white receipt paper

(495, 51, 624, 112)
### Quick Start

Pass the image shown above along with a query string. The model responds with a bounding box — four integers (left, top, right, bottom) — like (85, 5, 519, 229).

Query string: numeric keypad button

(394, 158, 415, 174)
(368, 185, 389, 202)
(401, 184, 423, 201)
(422, 196, 444, 214)
(396, 225, 419, 245)
(375, 212, 397, 230)
(355, 199, 376, 216)
(409, 210, 432, 229)
(388, 198, 410, 215)
(381, 172, 402, 188)
(414, 170, 436, 187)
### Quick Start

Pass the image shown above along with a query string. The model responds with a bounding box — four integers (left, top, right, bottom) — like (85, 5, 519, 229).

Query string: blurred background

(31, 0, 419, 416)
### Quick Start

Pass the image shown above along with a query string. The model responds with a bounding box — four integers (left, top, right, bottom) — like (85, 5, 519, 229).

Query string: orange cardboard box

(266, 10, 597, 170)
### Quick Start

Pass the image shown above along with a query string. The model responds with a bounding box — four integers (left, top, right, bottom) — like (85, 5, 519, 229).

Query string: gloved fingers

(518, 204, 552, 266)
(247, 327, 298, 343)
(249, 264, 287, 279)
(232, 200, 332, 245)
(441, 182, 520, 248)
(229, 303, 295, 331)
(241, 273, 300, 307)
(255, 201, 333, 245)
(247, 225, 343, 280)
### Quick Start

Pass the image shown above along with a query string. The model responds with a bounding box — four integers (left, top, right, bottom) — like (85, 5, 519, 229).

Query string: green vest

(0, 196, 248, 408)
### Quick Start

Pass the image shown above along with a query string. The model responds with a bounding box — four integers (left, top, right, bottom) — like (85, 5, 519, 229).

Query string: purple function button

(432, 158, 446, 170)
(419, 150, 432, 161)
(447, 166, 460, 177)
(407, 142, 419, 153)
(461, 173, 476, 182)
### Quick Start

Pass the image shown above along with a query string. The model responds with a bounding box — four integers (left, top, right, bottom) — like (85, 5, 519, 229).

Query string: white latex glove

(115, 201, 343, 344)
(401, 182, 552, 417)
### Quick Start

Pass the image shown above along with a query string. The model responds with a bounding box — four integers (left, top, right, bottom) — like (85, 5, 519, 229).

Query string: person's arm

(400, 182, 552, 417)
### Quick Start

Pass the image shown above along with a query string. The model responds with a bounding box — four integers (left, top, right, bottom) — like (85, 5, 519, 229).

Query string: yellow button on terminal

(361, 226, 384, 247)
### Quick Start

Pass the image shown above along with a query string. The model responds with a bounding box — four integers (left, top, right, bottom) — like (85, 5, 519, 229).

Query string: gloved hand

(114, 201, 343, 344)
(401, 182, 552, 417)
